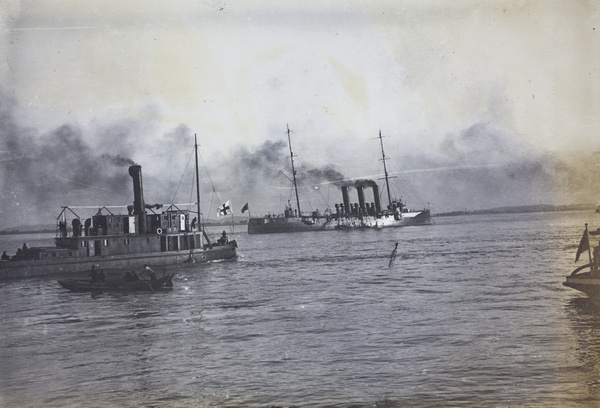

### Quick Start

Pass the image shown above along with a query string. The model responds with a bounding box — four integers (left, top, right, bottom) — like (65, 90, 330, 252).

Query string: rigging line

(42, 171, 132, 210)
(60, 205, 129, 209)
(402, 173, 427, 208)
(303, 172, 330, 208)
(120, 190, 133, 210)
(378, 153, 424, 208)
(142, 191, 159, 206)
(188, 141, 200, 207)
(39, 171, 111, 191)
(294, 159, 331, 209)
(278, 170, 301, 209)
(296, 185, 313, 212)
(208, 192, 218, 224)
(170, 147, 195, 205)
(388, 160, 428, 208)
(296, 183, 322, 213)
(197, 148, 218, 199)
(197, 147, 222, 217)
(188, 164, 196, 207)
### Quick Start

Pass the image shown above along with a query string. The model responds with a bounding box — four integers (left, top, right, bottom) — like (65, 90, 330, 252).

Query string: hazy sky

(1, 0, 599, 227)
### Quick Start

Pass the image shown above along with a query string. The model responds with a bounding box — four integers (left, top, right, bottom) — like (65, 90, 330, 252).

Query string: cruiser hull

(338, 210, 432, 229)
(248, 217, 333, 234)
(248, 209, 431, 234)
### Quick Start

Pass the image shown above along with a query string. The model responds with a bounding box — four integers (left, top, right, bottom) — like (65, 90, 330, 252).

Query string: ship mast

(194, 134, 202, 229)
(378, 130, 392, 206)
(287, 124, 301, 216)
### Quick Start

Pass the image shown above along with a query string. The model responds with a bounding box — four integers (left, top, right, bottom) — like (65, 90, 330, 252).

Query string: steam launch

(0, 137, 237, 279)
(247, 127, 432, 234)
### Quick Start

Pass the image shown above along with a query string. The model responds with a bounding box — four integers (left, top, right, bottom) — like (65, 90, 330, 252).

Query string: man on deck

(217, 231, 228, 245)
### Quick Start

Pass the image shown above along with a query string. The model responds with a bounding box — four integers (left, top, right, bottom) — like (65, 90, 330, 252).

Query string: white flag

(217, 200, 231, 217)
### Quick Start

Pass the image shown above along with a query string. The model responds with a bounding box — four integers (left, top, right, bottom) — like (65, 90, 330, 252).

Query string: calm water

(1, 211, 600, 407)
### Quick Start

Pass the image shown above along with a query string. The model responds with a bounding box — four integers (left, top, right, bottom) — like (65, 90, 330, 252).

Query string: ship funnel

(341, 186, 350, 216)
(357, 186, 365, 214)
(128, 165, 147, 234)
(372, 183, 381, 213)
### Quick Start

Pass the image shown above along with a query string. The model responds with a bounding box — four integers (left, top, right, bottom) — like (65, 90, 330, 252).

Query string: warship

(247, 128, 431, 234)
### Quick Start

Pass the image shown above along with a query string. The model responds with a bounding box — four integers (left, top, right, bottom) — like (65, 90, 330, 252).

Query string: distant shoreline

(2, 203, 597, 235)
(433, 203, 596, 217)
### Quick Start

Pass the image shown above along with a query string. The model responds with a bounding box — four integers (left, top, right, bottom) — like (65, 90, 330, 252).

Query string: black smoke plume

(0, 92, 138, 227)
(343, 179, 377, 188)
(227, 139, 346, 193)
(304, 166, 346, 186)
(100, 153, 137, 167)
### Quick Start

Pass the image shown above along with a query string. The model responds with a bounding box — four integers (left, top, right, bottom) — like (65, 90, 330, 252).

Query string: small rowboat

(58, 273, 174, 293)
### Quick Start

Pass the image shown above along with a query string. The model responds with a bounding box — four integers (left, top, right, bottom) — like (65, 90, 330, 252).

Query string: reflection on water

(564, 297, 600, 403)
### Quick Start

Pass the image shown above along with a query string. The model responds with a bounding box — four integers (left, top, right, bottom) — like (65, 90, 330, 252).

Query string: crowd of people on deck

(1, 243, 28, 261)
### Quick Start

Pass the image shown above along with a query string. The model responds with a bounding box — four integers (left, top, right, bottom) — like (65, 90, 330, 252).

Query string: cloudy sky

(1, 0, 599, 227)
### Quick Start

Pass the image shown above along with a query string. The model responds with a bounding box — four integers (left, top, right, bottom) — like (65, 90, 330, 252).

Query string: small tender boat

(564, 224, 600, 298)
(58, 278, 173, 293)
(58, 266, 174, 293)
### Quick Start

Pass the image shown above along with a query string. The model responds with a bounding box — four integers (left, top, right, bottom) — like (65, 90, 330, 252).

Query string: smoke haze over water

(1, 1, 599, 229)
(0, 90, 598, 229)
(0, 93, 139, 227)
(198, 122, 599, 218)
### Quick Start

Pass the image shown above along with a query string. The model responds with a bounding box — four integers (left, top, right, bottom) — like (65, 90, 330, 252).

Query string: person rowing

(143, 264, 157, 281)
